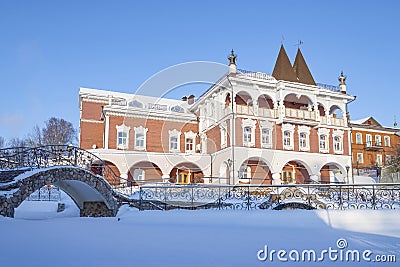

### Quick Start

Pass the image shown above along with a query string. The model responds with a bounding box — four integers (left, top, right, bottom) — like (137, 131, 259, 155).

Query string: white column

(104, 115, 110, 149)
(272, 173, 282, 185)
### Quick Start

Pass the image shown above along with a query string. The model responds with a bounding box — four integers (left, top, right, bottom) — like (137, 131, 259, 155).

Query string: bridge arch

(0, 167, 119, 218)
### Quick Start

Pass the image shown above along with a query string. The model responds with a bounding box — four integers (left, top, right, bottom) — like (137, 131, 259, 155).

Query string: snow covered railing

(133, 184, 400, 211)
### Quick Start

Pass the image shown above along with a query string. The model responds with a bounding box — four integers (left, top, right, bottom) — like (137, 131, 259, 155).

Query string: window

(356, 133, 362, 144)
(375, 135, 382, 146)
(262, 128, 271, 147)
(170, 136, 178, 151)
(318, 128, 330, 153)
(384, 136, 390, 147)
(332, 130, 344, 154)
(134, 126, 148, 150)
(116, 124, 130, 149)
(298, 126, 310, 151)
(184, 131, 197, 153)
(284, 131, 291, 146)
(334, 136, 342, 152)
(244, 127, 252, 143)
(186, 138, 194, 151)
(282, 123, 295, 150)
(260, 120, 273, 148)
(239, 166, 251, 179)
(377, 154, 383, 166)
(282, 171, 294, 184)
(169, 129, 181, 152)
(386, 155, 391, 164)
(366, 134, 372, 147)
(241, 119, 256, 147)
(319, 135, 328, 151)
(133, 169, 145, 181)
(357, 153, 364, 164)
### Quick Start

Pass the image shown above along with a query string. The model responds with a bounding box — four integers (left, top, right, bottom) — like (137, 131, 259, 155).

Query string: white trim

(318, 128, 330, 153)
(134, 126, 148, 151)
(384, 136, 391, 147)
(241, 118, 256, 147)
(169, 129, 181, 153)
(184, 131, 197, 154)
(116, 124, 130, 149)
(298, 125, 310, 151)
(282, 123, 295, 150)
(355, 132, 362, 144)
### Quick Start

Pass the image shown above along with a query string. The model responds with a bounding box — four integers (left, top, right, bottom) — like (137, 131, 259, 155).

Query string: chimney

(338, 71, 347, 93)
(187, 94, 195, 105)
(182, 96, 188, 102)
(228, 49, 237, 74)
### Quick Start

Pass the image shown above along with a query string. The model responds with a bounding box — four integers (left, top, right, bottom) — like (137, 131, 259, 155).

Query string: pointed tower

(293, 48, 316, 85)
(272, 45, 298, 82)
(228, 49, 237, 74)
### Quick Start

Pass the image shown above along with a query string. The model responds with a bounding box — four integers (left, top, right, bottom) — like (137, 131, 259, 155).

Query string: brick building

(79, 46, 356, 185)
(350, 117, 399, 177)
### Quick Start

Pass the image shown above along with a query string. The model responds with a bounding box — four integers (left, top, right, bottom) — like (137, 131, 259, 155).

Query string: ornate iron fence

(133, 184, 400, 211)
(0, 145, 126, 186)
(27, 185, 61, 201)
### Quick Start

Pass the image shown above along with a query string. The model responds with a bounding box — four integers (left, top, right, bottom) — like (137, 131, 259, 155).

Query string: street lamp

(345, 165, 350, 184)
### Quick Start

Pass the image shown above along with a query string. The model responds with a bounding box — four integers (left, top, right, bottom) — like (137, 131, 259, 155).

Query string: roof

(272, 45, 298, 83)
(350, 116, 381, 126)
(272, 45, 316, 85)
(293, 48, 316, 85)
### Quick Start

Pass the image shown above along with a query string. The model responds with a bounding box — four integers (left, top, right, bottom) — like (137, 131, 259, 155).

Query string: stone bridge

(0, 145, 128, 218)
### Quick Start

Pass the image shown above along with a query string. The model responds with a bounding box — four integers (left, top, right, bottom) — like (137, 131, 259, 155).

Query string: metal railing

(132, 184, 400, 211)
(316, 83, 341, 92)
(237, 69, 276, 81)
(0, 145, 127, 186)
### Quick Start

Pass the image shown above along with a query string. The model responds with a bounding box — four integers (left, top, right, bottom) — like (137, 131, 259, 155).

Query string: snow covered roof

(350, 117, 372, 125)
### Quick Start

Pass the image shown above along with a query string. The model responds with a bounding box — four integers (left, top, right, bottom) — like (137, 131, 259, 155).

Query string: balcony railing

(316, 83, 341, 92)
(236, 69, 276, 81)
(285, 108, 316, 121)
(365, 141, 383, 150)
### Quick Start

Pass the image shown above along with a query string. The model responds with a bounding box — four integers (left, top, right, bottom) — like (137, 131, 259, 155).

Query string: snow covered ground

(1, 199, 399, 266)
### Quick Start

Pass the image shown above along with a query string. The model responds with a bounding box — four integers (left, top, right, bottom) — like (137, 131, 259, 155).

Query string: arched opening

(225, 93, 231, 107)
(257, 94, 274, 109)
(14, 184, 80, 219)
(281, 160, 311, 184)
(90, 160, 121, 186)
(238, 157, 272, 184)
(320, 163, 346, 184)
(170, 162, 204, 184)
(235, 91, 253, 106)
(283, 93, 313, 110)
(128, 161, 163, 185)
(317, 103, 326, 116)
(329, 105, 344, 119)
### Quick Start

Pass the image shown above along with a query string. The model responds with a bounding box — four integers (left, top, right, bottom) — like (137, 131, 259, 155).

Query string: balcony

(285, 108, 316, 121)
(364, 141, 383, 151)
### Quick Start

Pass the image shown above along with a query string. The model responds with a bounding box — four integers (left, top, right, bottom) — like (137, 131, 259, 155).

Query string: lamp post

(345, 165, 350, 184)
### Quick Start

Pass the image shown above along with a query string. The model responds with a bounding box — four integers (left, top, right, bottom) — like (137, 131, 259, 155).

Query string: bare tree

(8, 137, 27, 148)
(42, 117, 77, 145)
(26, 125, 44, 147)
(0, 136, 5, 148)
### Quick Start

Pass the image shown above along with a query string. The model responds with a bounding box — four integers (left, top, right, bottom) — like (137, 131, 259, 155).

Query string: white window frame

(133, 169, 145, 181)
(298, 125, 310, 151)
(377, 154, 383, 166)
(357, 153, 364, 164)
(242, 118, 256, 147)
(169, 129, 181, 153)
(282, 123, 295, 150)
(332, 129, 344, 154)
(384, 136, 390, 147)
(375, 135, 382, 146)
(116, 124, 130, 149)
(260, 120, 273, 148)
(366, 134, 372, 147)
(318, 128, 330, 153)
(220, 121, 228, 149)
(385, 155, 391, 164)
(356, 133, 362, 144)
(134, 126, 148, 151)
(184, 131, 197, 154)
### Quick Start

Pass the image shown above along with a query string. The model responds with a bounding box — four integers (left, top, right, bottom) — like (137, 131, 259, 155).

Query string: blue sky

(1, 0, 400, 141)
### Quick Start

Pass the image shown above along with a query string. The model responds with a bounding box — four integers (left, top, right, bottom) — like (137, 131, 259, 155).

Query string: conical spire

(272, 45, 298, 83)
(293, 48, 316, 85)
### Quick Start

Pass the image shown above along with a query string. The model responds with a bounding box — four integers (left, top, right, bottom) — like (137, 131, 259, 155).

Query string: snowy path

(1, 208, 399, 266)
